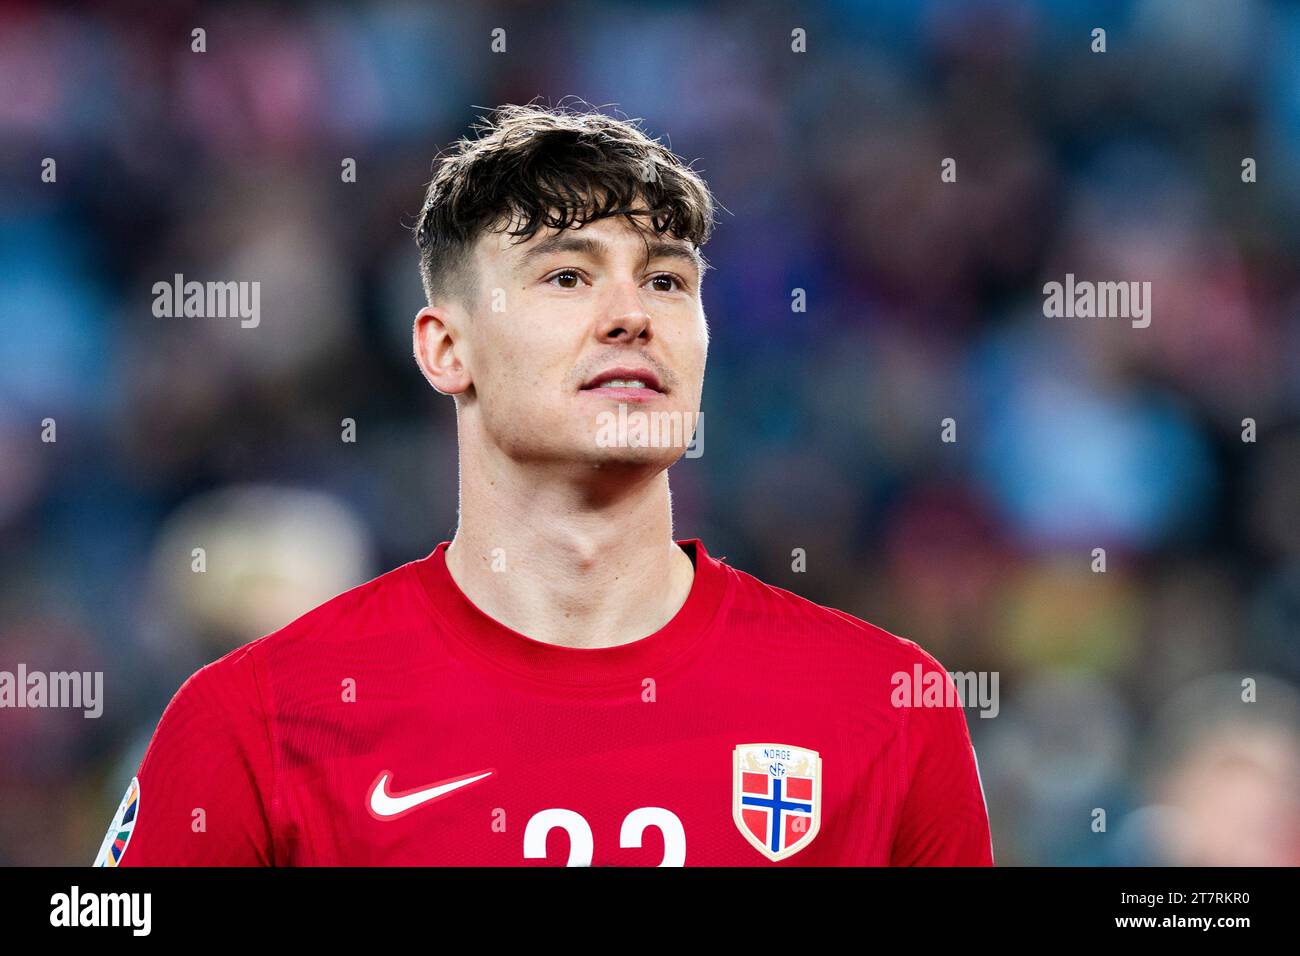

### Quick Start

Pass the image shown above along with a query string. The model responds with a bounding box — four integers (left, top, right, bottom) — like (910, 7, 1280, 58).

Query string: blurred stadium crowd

(1, 0, 1298, 865)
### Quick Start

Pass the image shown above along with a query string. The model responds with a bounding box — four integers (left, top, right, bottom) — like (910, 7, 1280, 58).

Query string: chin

(583, 443, 683, 472)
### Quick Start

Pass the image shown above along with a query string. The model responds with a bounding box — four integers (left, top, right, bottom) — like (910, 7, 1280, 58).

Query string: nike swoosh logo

(367, 768, 495, 821)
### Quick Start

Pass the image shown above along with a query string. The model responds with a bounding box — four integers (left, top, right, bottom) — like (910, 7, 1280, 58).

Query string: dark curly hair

(413, 103, 717, 305)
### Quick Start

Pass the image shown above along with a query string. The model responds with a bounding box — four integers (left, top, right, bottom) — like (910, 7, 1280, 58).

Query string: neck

(443, 435, 696, 649)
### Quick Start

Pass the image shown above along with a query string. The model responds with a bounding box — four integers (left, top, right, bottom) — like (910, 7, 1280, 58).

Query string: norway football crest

(732, 743, 822, 861)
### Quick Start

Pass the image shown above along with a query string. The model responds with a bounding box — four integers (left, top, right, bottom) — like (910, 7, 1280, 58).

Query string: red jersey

(95, 539, 993, 866)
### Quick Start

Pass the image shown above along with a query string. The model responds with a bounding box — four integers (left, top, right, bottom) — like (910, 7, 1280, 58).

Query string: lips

(580, 366, 664, 393)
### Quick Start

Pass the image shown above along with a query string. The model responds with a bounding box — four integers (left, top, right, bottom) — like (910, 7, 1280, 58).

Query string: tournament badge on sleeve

(93, 776, 140, 867)
(732, 743, 822, 861)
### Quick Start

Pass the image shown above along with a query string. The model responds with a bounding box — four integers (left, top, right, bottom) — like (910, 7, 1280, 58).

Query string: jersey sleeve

(889, 652, 994, 866)
(94, 643, 276, 866)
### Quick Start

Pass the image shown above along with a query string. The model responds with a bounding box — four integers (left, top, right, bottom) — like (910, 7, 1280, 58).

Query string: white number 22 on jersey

(522, 807, 685, 866)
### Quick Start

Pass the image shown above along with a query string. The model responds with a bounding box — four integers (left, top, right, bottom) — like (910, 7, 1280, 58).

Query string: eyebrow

(514, 233, 705, 277)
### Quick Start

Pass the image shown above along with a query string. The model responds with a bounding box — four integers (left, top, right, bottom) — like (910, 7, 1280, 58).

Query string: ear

(413, 304, 473, 396)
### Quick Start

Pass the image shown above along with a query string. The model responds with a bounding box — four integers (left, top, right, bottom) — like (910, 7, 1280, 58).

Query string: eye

(546, 269, 585, 289)
(647, 273, 683, 293)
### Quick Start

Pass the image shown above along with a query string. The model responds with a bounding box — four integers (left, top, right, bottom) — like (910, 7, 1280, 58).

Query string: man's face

(450, 212, 708, 470)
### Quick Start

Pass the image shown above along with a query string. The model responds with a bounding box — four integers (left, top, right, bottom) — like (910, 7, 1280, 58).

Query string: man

(95, 104, 993, 866)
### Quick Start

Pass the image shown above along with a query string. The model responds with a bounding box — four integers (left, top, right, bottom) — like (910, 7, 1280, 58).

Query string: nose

(595, 281, 653, 343)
